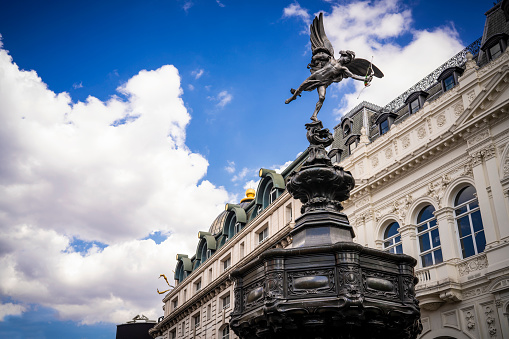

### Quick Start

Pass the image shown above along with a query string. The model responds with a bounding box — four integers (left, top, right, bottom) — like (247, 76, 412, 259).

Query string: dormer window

(344, 124, 351, 137)
(481, 33, 508, 61)
(437, 67, 464, 92)
(328, 148, 343, 163)
(374, 110, 398, 136)
(380, 119, 389, 134)
(344, 134, 360, 155)
(405, 91, 429, 114)
(340, 117, 353, 138)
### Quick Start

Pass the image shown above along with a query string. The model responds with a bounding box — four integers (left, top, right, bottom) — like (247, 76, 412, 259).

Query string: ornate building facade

(150, 3, 509, 339)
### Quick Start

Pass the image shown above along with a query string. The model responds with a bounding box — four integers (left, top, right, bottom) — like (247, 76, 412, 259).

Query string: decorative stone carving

(426, 117, 433, 135)
(465, 310, 476, 330)
(454, 102, 464, 116)
(436, 114, 446, 127)
(471, 151, 483, 166)
(467, 129, 490, 146)
(385, 147, 393, 159)
(458, 254, 488, 276)
(485, 306, 497, 337)
(463, 159, 474, 177)
(371, 154, 379, 168)
(467, 91, 475, 104)
(402, 135, 410, 148)
(357, 161, 364, 175)
(482, 144, 496, 161)
(417, 126, 426, 139)
(287, 269, 335, 296)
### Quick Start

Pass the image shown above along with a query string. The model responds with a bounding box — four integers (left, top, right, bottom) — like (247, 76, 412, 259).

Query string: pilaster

(399, 224, 418, 260)
(484, 148, 509, 239)
(434, 207, 460, 261)
(470, 151, 499, 246)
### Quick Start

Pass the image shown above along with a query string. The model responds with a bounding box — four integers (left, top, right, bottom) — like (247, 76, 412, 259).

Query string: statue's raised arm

(285, 13, 384, 121)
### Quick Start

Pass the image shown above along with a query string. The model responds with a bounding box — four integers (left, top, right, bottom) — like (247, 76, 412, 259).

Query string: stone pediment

(453, 62, 509, 130)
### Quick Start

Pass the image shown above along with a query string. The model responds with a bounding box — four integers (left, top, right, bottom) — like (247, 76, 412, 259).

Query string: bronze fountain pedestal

(230, 121, 422, 339)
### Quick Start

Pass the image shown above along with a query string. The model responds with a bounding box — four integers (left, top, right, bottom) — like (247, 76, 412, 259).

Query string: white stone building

(150, 3, 509, 339)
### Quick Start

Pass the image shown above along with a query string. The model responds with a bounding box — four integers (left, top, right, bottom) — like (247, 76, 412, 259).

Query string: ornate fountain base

(230, 242, 421, 339)
(230, 120, 421, 339)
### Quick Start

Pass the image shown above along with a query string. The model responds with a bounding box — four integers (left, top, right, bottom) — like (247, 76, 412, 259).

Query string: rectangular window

(222, 293, 231, 309)
(170, 329, 176, 339)
(183, 289, 187, 302)
(380, 119, 389, 135)
(172, 297, 178, 310)
(286, 204, 292, 224)
(207, 304, 211, 320)
(269, 188, 278, 204)
(489, 43, 502, 60)
(348, 141, 357, 155)
(193, 313, 200, 328)
(410, 99, 420, 114)
(258, 227, 268, 244)
(194, 279, 201, 292)
(444, 75, 455, 91)
(208, 268, 213, 282)
(239, 242, 245, 259)
(181, 322, 185, 336)
(222, 256, 231, 271)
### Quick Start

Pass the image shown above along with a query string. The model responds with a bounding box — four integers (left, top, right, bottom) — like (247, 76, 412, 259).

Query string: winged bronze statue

(285, 13, 384, 121)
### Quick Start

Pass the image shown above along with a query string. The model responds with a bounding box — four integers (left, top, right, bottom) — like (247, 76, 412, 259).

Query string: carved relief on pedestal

(426, 117, 433, 135)
(458, 254, 488, 276)
(287, 269, 335, 296)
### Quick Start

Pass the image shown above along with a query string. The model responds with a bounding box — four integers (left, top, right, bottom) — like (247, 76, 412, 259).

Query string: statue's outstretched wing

(310, 13, 334, 56)
(310, 13, 334, 63)
(346, 58, 384, 78)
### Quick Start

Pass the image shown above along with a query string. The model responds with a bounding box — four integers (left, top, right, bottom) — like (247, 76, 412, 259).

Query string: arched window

(417, 205, 443, 267)
(221, 326, 230, 339)
(383, 222, 402, 254)
(455, 186, 486, 258)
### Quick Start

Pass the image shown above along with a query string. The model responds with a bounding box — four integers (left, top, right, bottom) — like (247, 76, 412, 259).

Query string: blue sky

(0, 0, 493, 337)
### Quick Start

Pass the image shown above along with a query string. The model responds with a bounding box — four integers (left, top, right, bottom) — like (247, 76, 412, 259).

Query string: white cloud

(316, 0, 463, 117)
(216, 0, 225, 7)
(183, 1, 193, 12)
(225, 160, 235, 174)
(188, 84, 195, 91)
(0, 303, 26, 321)
(191, 68, 204, 79)
(283, 3, 311, 26)
(72, 81, 83, 89)
(232, 167, 250, 182)
(0, 47, 231, 323)
(243, 179, 259, 190)
(208, 90, 233, 108)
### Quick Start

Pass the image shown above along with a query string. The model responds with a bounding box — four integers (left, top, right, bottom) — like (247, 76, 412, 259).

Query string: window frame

(416, 205, 443, 268)
(258, 227, 269, 244)
(454, 186, 486, 259)
(192, 312, 200, 328)
(383, 222, 402, 254)
(222, 326, 230, 339)
(222, 255, 231, 272)
(222, 293, 231, 309)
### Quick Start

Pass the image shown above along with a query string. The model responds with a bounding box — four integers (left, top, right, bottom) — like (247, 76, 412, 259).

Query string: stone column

(470, 151, 499, 246)
(484, 146, 509, 239)
(434, 207, 460, 261)
(399, 224, 418, 260)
